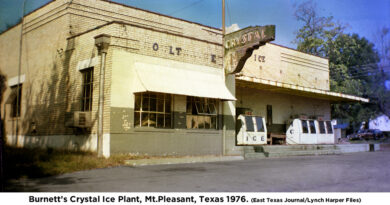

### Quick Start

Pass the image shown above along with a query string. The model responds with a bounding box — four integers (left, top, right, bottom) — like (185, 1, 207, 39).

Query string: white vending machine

(237, 114, 268, 145)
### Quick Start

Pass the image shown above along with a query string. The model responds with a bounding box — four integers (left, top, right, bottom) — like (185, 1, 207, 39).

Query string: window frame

(326, 121, 333, 134)
(301, 120, 309, 134)
(186, 96, 219, 129)
(134, 92, 172, 128)
(318, 121, 326, 134)
(80, 68, 94, 112)
(10, 84, 22, 118)
(245, 116, 255, 132)
(255, 116, 265, 132)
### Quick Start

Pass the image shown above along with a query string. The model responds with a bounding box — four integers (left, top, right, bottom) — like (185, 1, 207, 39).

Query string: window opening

(186, 96, 218, 129)
(81, 68, 93, 111)
(134, 92, 172, 128)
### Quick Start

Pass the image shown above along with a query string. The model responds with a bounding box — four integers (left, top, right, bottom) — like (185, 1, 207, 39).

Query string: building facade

(0, 0, 238, 157)
(0, 0, 366, 157)
(236, 43, 367, 133)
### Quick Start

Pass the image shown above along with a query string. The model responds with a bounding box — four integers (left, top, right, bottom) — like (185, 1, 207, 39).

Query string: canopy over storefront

(236, 75, 369, 103)
(133, 62, 236, 101)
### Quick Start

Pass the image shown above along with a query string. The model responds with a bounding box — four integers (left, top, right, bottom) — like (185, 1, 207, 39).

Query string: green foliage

(294, 0, 385, 132)
(293, 1, 345, 57)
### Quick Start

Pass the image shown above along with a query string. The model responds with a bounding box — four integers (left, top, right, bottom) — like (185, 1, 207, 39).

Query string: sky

(0, 0, 389, 50)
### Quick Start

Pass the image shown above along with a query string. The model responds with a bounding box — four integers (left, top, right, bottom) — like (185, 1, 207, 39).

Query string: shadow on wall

(6, 37, 98, 151)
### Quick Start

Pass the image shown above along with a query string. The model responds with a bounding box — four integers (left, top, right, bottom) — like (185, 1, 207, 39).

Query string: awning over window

(236, 75, 369, 103)
(133, 62, 236, 101)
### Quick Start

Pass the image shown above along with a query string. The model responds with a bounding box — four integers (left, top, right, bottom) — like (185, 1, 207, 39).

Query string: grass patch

(3, 146, 142, 180)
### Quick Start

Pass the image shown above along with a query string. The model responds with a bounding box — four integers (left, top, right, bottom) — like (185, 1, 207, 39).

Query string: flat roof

(236, 75, 369, 103)
(1, 0, 221, 36)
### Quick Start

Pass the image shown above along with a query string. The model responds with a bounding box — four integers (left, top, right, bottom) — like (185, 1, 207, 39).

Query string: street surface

(6, 151, 390, 192)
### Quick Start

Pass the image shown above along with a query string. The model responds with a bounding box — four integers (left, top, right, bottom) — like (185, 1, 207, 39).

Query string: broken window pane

(141, 113, 149, 127)
(134, 112, 140, 127)
(157, 114, 164, 128)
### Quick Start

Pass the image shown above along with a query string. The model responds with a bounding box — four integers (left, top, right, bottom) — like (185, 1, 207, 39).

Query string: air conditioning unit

(65, 111, 92, 128)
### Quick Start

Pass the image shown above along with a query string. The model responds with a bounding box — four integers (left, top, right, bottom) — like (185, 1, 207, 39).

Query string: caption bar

(1, 193, 389, 205)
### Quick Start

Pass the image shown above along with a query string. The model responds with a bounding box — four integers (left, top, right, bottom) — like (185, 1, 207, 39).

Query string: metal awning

(133, 62, 236, 101)
(236, 75, 369, 103)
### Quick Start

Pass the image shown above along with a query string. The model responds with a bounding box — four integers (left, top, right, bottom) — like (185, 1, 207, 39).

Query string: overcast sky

(0, 0, 389, 49)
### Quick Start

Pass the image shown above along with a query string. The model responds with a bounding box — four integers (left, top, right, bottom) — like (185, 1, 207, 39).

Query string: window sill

(185, 129, 221, 134)
(134, 127, 175, 133)
(132, 127, 221, 134)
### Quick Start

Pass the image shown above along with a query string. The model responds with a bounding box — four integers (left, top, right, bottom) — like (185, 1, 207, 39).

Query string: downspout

(16, 0, 27, 146)
(94, 34, 111, 158)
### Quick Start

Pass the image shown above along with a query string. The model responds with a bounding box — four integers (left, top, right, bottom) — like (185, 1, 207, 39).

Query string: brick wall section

(0, 0, 224, 138)
(67, 0, 222, 43)
(105, 23, 223, 68)
(242, 43, 330, 91)
(0, 10, 72, 136)
(67, 21, 224, 133)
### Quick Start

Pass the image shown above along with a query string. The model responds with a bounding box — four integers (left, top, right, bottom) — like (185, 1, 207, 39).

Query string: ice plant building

(0, 0, 367, 157)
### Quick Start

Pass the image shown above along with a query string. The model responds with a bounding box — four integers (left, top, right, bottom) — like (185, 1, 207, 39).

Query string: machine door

(237, 115, 267, 145)
(300, 120, 317, 144)
(286, 119, 300, 144)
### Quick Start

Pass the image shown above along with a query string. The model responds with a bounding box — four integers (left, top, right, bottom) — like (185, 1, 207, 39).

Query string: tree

(373, 27, 390, 116)
(293, 0, 345, 57)
(294, 1, 383, 132)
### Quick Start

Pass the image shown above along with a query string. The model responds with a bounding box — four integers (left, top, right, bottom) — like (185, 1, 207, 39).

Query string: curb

(124, 156, 244, 167)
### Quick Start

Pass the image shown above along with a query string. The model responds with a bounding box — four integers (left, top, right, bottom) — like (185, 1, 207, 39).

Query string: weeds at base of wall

(3, 146, 143, 180)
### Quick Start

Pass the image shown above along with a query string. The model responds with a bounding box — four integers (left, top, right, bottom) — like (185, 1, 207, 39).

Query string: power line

(168, 0, 205, 16)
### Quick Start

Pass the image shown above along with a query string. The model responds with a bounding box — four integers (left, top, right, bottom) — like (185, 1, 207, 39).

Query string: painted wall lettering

(254, 54, 265, 62)
(168, 46, 182, 55)
(152, 43, 159, 51)
(211, 54, 216, 63)
(169, 46, 174, 55)
(176, 47, 182, 55)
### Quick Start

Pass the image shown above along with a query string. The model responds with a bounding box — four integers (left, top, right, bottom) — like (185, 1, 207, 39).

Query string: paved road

(6, 151, 390, 192)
